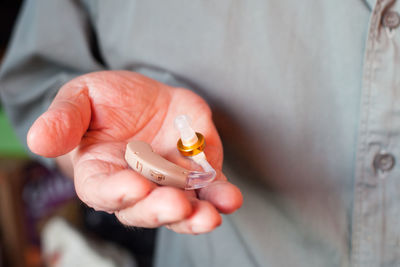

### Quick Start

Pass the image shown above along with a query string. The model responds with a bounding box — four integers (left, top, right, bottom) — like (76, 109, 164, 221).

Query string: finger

(27, 80, 91, 157)
(74, 152, 156, 212)
(197, 173, 243, 214)
(115, 187, 192, 228)
(166, 198, 222, 234)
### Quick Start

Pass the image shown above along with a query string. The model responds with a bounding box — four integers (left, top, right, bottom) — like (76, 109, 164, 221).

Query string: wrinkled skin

(28, 71, 242, 234)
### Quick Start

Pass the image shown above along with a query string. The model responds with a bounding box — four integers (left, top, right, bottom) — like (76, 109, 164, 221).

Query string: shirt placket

(352, 0, 400, 266)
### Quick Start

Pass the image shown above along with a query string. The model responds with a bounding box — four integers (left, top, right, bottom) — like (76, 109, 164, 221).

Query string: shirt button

(382, 11, 400, 29)
(373, 152, 396, 172)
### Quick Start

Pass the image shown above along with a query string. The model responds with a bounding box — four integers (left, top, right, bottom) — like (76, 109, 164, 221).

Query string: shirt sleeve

(0, 0, 104, 165)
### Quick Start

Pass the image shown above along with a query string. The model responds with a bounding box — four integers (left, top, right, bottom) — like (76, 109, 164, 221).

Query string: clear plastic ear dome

(174, 115, 198, 146)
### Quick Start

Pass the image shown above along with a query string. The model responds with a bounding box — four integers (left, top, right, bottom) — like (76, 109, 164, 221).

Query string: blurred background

(0, 2, 155, 267)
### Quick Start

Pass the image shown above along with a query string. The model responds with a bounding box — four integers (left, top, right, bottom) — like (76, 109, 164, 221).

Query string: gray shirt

(1, 0, 399, 266)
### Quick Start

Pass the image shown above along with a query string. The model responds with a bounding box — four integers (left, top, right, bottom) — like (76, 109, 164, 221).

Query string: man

(1, 0, 399, 266)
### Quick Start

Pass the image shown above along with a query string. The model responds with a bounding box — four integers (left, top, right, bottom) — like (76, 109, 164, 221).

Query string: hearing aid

(125, 115, 216, 189)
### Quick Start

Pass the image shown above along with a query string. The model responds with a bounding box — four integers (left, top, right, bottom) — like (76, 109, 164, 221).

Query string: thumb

(27, 84, 91, 158)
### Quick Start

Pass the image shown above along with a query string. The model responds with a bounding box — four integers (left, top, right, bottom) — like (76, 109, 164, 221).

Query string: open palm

(28, 71, 242, 234)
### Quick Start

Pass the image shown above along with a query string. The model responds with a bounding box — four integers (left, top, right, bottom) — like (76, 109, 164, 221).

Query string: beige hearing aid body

(125, 141, 189, 188)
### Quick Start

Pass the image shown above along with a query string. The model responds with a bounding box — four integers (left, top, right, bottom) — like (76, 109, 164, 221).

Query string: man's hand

(27, 71, 242, 234)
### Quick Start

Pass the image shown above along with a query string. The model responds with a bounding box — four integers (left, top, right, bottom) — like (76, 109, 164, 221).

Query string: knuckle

(75, 183, 89, 204)
(74, 176, 94, 207)
(115, 210, 130, 226)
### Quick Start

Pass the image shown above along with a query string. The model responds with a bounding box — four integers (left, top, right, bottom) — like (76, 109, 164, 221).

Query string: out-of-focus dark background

(0, 1, 22, 56)
(0, 2, 155, 267)
(0, 1, 25, 156)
